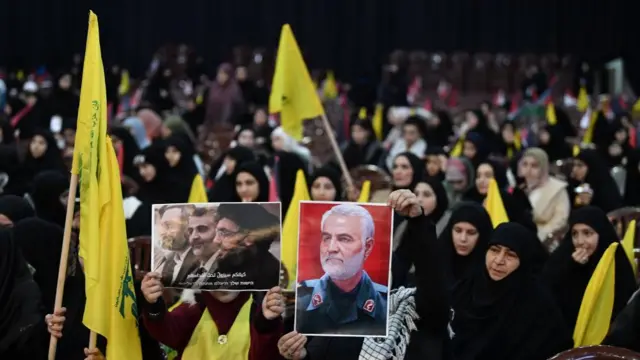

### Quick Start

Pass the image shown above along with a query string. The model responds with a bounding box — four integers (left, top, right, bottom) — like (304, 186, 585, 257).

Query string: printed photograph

(294, 201, 393, 337)
(151, 202, 282, 291)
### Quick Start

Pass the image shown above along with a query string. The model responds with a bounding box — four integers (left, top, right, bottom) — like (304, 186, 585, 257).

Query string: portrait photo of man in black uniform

(295, 203, 388, 336)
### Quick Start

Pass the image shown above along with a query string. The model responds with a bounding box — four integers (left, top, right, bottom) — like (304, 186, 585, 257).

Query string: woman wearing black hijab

(541, 206, 637, 333)
(27, 170, 68, 227)
(461, 109, 500, 154)
(376, 152, 424, 228)
(208, 146, 256, 202)
(537, 124, 572, 163)
(451, 222, 573, 360)
(163, 134, 199, 184)
(461, 132, 490, 169)
(309, 166, 343, 201)
(569, 149, 623, 213)
(13, 129, 65, 195)
(341, 118, 384, 169)
(14, 217, 92, 360)
(232, 161, 269, 202)
(0, 227, 47, 358)
(424, 146, 447, 181)
(46, 72, 79, 121)
(110, 125, 142, 184)
(424, 110, 454, 148)
(0, 195, 35, 226)
(135, 143, 191, 205)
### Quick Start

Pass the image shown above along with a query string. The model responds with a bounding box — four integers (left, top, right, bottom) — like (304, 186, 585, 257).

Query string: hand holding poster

(294, 201, 393, 337)
(151, 202, 282, 291)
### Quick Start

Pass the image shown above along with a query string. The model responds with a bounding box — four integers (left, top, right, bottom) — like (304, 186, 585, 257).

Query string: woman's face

(59, 74, 72, 90)
(311, 176, 337, 201)
(402, 124, 420, 145)
(392, 156, 414, 188)
(501, 125, 515, 144)
(486, 244, 520, 281)
(465, 111, 479, 128)
(216, 69, 230, 85)
(614, 128, 627, 143)
(237, 130, 255, 148)
(519, 155, 543, 186)
(475, 163, 494, 195)
(414, 182, 437, 215)
(224, 156, 237, 175)
(538, 129, 550, 145)
(235, 171, 259, 202)
(351, 124, 369, 145)
(165, 146, 182, 167)
(462, 141, 477, 159)
(452, 222, 479, 256)
(30, 135, 48, 158)
(139, 163, 157, 182)
(425, 155, 441, 176)
(571, 223, 599, 258)
(571, 159, 588, 182)
(254, 109, 268, 126)
(271, 134, 285, 152)
(235, 66, 248, 81)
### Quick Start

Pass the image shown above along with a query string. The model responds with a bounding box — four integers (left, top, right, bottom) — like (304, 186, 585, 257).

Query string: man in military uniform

(296, 203, 388, 336)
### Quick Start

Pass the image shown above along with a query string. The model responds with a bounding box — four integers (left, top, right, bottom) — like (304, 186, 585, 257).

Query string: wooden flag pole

(89, 331, 98, 350)
(48, 173, 79, 360)
(320, 113, 355, 190)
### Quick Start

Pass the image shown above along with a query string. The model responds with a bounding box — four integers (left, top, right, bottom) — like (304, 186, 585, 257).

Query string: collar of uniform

(305, 271, 378, 319)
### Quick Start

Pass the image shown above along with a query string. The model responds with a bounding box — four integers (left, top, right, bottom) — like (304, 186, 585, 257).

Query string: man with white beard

(295, 203, 388, 336)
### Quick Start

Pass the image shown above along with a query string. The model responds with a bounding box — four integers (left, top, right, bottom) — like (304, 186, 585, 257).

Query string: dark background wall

(0, 0, 637, 84)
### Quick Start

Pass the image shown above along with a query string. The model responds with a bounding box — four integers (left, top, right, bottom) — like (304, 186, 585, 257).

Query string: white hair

(320, 203, 375, 244)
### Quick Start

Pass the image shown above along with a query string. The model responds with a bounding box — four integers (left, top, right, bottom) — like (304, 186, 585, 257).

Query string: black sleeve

(605, 290, 640, 352)
(404, 213, 450, 332)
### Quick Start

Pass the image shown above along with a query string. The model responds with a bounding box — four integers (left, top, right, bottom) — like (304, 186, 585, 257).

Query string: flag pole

(89, 331, 98, 349)
(320, 113, 355, 190)
(48, 173, 79, 360)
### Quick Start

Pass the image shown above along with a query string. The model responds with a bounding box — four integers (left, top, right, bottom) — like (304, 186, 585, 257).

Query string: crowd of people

(1, 45, 640, 360)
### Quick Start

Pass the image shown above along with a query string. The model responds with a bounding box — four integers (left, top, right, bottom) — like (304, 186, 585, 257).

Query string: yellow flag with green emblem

(73, 11, 142, 359)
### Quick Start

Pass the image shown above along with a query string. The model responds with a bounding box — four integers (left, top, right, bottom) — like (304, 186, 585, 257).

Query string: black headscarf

(232, 161, 269, 202)
(135, 143, 190, 204)
(209, 146, 256, 202)
(342, 118, 384, 169)
(0, 227, 44, 355)
(0, 195, 35, 224)
(110, 126, 141, 183)
(538, 124, 572, 162)
(22, 128, 65, 173)
(452, 222, 572, 360)
(440, 202, 492, 291)
(623, 149, 640, 206)
(164, 134, 198, 182)
(572, 149, 623, 212)
(28, 170, 68, 227)
(424, 110, 454, 148)
(464, 131, 490, 168)
(423, 146, 447, 181)
(418, 176, 449, 224)
(542, 206, 637, 332)
(309, 166, 343, 201)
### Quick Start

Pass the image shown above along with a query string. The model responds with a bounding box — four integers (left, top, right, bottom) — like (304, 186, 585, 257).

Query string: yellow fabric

(74, 12, 142, 359)
(577, 86, 589, 112)
(269, 24, 325, 140)
(372, 104, 384, 141)
(632, 98, 640, 113)
(546, 102, 557, 125)
(358, 107, 367, 120)
(450, 137, 464, 157)
(322, 71, 338, 100)
(622, 220, 638, 275)
(182, 297, 252, 360)
(484, 178, 509, 228)
(282, 170, 310, 289)
(573, 242, 619, 347)
(582, 110, 598, 144)
(188, 175, 208, 203)
(118, 69, 130, 96)
(573, 144, 581, 157)
(357, 181, 371, 203)
(507, 130, 522, 159)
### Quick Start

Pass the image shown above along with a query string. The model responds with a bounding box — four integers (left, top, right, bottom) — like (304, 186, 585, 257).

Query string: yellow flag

(621, 220, 637, 275)
(188, 175, 208, 203)
(372, 104, 384, 141)
(546, 102, 557, 125)
(632, 98, 640, 112)
(322, 71, 338, 100)
(573, 242, 619, 347)
(358, 107, 367, 120)
(118, 69, 130, 96)
(583, 110, 598, 144)
(450, 137, 464, 157)
(573, 144, 581, 157)
(74, 12, 142, 359)
(577, 86, 589, 112)
(484, 178, 509, 228)
(357, 180, 371, 203)
(282, 170, 310, 289)
(269, 24, 325, 140)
